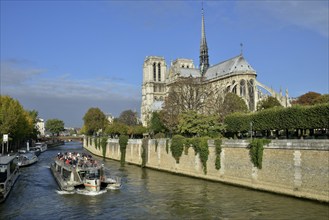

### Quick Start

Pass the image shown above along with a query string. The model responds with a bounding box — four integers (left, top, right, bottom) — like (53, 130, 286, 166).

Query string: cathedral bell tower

(199, 6, 209, 76)
(141, 56, 167, 126)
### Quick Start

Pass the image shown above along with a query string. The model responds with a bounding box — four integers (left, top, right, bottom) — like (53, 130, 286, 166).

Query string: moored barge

(0, 154, 20, 202)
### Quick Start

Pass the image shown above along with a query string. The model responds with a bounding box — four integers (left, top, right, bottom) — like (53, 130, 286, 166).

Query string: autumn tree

(83, 107, 107, 136)
(118, 110, 138, 126)
(292, 91, 321, 105)
(45, 119, 64, 136)
(257, 96, 282, 111)
(314, 94, 329, 105)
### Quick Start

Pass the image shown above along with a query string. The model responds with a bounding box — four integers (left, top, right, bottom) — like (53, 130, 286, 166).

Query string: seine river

(0, 142, 328, 219)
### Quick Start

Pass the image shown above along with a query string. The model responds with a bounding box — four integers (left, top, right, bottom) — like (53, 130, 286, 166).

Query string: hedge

(225, 104, 329, 133)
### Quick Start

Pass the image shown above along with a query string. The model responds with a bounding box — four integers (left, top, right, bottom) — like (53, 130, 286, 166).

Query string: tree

(293, 91, 321, 105)
(177, 111, 225, 137)
(161, 77, 210, 134)
(222, 93, 248, 117)
(314, 94, 329, 105)
(148, 112, 167, 135)
(104, 121, 128, 137)
(83, 107, 107, 136)
(257, 96, 282, 111)
(45, 119, 64, 136)
(118, 110, 138, 126)
(0, 95, 36, 150)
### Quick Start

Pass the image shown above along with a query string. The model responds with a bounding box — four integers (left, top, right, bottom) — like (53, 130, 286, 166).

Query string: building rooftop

(205, 54, 256, 80)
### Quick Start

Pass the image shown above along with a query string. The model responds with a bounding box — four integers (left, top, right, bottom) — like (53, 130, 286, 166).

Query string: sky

(1, 0, 328, 128)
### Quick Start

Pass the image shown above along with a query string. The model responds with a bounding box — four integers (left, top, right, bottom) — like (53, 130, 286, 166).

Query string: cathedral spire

(200, 3, 209, 76)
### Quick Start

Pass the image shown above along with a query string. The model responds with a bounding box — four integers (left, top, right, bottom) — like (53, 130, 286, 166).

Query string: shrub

(214, 139, 222, 170)
(249, 139, 271, 169)
(119, 135, 129, 166)
(171, 135, 186, 163)
(101, 137, 107, 158)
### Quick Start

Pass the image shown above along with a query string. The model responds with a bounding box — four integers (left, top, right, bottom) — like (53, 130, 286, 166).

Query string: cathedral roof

(179, 68, 201, 78)
(204, 55, 256, 80)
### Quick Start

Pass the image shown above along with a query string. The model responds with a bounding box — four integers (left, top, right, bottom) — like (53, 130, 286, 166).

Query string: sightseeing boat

(0, 154, 20, 203)
(15, 152, 38, 167)
(50, 152, 121, 192)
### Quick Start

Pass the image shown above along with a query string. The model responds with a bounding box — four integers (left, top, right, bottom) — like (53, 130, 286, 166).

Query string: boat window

(86, 170, 100, 179)
(0, 165, 8, 182)
(10, 161, 16, 173)
(79, 171, 86, 179)
(62, 169, 71, 179)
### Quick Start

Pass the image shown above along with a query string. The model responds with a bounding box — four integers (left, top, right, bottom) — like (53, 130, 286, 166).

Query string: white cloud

(0, 60, 141, 127)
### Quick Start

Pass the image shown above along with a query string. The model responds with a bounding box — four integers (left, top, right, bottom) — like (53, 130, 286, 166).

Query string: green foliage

(154, 132, 165, 139)
(170, 135, 186, 163)
(249, 139, 271, 169)
(225, 104, 329, 134)
(177, 111, 225, 137)
(101, 137, 107, 158)
(46, 119, 65, 136)
(257, 96, 282, 111)
(187, 137, 209, 174)
(0, 96, 37, 148)
(141, 138, 149, 168)
(149, 112, 167, 134)
(214, 139, 222, 170)
(223, 93, 248, 117)
(128, 125, 147, 138)
(119, 135, 129, 166)
(105, 121, 128, 136)
(83, 107, 107, 136)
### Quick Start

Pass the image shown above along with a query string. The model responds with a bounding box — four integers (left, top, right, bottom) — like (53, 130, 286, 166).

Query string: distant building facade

(141, 7, 290, 126)
(36, 118, 45, 136)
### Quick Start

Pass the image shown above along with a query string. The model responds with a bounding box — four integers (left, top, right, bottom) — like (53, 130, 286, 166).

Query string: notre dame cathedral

(141, 7, 290, 126)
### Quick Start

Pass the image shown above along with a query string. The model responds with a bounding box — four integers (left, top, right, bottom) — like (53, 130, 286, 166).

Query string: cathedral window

(158, 63, 161, 81)
(240, 79, 246, 97)
(153, 62, 156, 81)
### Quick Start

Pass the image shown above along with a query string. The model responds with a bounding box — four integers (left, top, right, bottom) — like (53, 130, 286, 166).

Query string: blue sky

(1, 0, 328, 127)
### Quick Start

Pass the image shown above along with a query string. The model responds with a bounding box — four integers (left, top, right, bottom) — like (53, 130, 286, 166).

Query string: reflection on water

(0, 142, 328, 220)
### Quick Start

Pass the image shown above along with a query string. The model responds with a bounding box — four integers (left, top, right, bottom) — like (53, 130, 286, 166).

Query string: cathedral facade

(141, 8, 290, 126)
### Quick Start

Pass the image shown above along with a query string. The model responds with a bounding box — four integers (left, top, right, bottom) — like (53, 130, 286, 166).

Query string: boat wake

(76, 189, 107, 196)
(56, 189, 107, 196)
(56, 190, 75, 195)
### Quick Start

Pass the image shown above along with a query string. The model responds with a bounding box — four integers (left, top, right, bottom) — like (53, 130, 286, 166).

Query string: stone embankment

(84, 138, 329, 202)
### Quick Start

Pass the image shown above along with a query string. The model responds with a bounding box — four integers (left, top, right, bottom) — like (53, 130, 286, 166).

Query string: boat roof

(0, 155, 16, 165)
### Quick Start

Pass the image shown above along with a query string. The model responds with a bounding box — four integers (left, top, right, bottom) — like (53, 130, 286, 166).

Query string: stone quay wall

(84, 138, 329, 202)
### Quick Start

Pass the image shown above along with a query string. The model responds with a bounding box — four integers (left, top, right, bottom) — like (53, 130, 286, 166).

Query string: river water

(0, 142, 328, 220)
